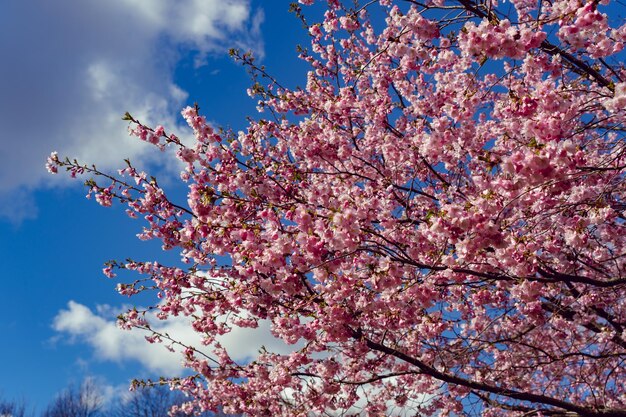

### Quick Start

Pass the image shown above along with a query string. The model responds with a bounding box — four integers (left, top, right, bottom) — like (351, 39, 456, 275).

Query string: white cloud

(53, 300, 434, 415)
(0, 0, 263, 222)
(52, 300, 293, 376)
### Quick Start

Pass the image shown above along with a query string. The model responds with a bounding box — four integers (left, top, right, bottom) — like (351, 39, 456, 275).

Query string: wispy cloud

(53, 301, 434, 416)
(0, 0, 263, 223)
(52, 301, 292, 375)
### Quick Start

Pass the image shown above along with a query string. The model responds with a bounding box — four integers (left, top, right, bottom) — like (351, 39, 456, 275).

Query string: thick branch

(456, 0, 613, 90)
(355, 330, 623, 417)
(537, 267, 626, 288)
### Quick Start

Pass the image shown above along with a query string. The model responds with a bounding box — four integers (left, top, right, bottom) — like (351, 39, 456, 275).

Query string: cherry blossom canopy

(49, 0, 626, 415)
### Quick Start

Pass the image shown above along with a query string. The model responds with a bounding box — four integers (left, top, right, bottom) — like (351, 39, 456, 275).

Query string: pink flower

(46, 151, 59, 174)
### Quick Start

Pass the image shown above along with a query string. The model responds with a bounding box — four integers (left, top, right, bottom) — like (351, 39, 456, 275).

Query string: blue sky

(0, 0, 312, 411)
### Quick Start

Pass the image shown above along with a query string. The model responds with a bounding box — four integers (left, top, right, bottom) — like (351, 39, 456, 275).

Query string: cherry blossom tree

(48, 0, 626, 415)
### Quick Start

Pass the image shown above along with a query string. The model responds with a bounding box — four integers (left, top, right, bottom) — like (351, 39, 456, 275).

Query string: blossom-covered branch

(50, 0, 626, 415)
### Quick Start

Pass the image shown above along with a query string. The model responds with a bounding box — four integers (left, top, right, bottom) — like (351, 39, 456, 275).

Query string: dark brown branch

(354, 330, 625, 417)
(537, 266, 626, 288)
(456, 0, 614, 90)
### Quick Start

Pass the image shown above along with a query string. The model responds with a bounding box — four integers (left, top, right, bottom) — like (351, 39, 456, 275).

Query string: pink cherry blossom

(50, 1, 626, 416)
